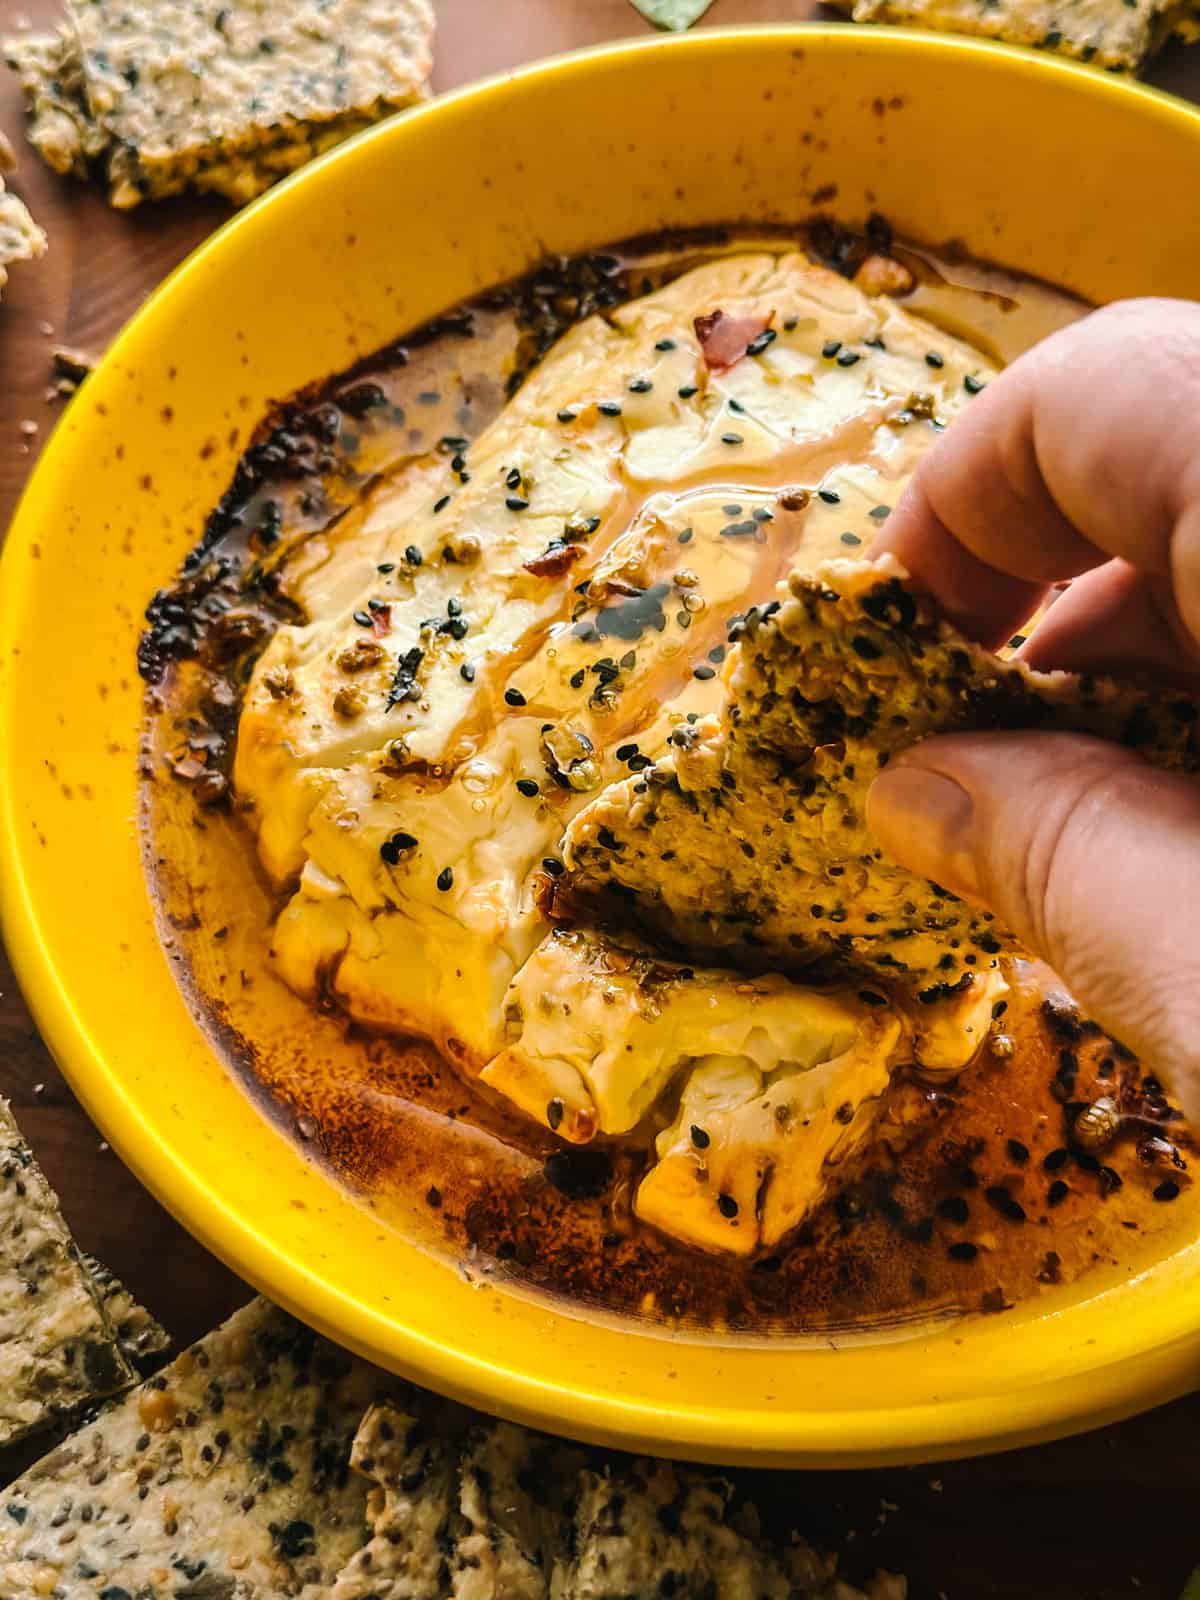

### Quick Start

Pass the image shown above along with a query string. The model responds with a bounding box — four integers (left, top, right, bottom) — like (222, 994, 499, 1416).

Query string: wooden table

(1, 3, 1198, 1594)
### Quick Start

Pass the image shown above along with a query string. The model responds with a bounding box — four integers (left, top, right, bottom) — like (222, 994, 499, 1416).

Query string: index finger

(871, 297, 1200, 651)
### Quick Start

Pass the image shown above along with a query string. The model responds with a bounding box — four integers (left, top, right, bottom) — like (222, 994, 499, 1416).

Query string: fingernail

(867, 766, 981, 899)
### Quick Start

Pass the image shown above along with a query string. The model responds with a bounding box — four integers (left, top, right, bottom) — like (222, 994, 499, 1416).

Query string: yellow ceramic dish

(3, 28, 1200, 1468)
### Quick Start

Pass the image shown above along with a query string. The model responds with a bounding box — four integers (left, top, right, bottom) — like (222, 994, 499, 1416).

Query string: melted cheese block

(237, 251, 1004, 1253)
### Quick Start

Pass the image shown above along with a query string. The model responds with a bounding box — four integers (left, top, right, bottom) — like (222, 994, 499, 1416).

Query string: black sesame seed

(837, 350, 861, 367)
(678, 384, 699, 399)
(570, 668, 586, 689)
(947, 1241, 979, 1262)
(693, 664, 717, 680)
(708, 645, 726, 664)
(377, 561, 396, 573)
(505, 687, 527, 707)
(1007, 1139, 1030, 1166)
(616, 743, 638, 761)
(628, 377, 653, 393)
(746, 328, 777, 355)
(985, 1186, 1026, 1222)
(720, 432, 744, 445)
(542, 856, 564, 876)
(1154, 1179, 1181, 1201)
(1047, 1179, 1070, 1206)
(821, 340, 842, 359)
(506, 495, 530, 512)
(557, 408, 576, 423)
(404, 544, 423, 565)
(869, 505, 891, 520)
(818, 489, 841, 504)
(718, 1194, 739, 1218)
(937, 1195, 970, 1224)
(353, 609, 372, 627)
(691, 1125, 711, 1149)
(547, 1098, 564, 1131)
(727, 397, 746, 414)
(925, 352, 945, 369)
(964, 375, 986, 395)
(597, 400, 622, 416)
(655, 337, 677, 352)
(678, 527, 694, 544)
(436, 867, 454, 892)
(516, 778, 539, 797)
(753, 507, 774, 523)
(840, 531, 862, 547)
(433, 494, 451, 514)
(460, 662, 476, 682)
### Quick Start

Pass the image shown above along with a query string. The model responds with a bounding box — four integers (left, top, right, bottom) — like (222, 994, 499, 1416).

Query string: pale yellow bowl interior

(3, 28, 1200, 1466)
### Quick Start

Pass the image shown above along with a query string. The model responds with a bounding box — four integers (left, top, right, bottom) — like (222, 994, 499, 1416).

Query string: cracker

(0, 1298, 393, 1595)
(0, 177, 45, 298)
(563, 556, 1198, 993)
(3, 27, 108, 179)
(0, 1098, 134, 1448)
(845, 0, 1192, 73)
(331, 1401, 461, 1599)
(79, 1256, 171, 1373)
(67, 0, 434, 208)
(560, 1460, 838, 1599)
(452, 1422, 584, 1599)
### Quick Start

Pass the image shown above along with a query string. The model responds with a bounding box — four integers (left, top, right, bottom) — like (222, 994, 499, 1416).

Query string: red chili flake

(693, 308, 774, 372)
(370, 603, 392, 638)
(523, 543, 583, 578)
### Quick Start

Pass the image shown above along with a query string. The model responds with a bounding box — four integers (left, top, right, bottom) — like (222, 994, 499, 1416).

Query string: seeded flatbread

(452, 1422, 585, 1599)
(0, 1098, 135, 1448)
(563, 556, 1199, 994)
(3, 27, 108, 179)
(0, 177, 45, 298)
(0, 1297, 396, 1596)
(841, 0, 1198, 72)
(560, 1460, 840, 1600)
(64, 0, 434, 208)
(79, 1255, 171, 1373)
(331, 1400, 461, 1599)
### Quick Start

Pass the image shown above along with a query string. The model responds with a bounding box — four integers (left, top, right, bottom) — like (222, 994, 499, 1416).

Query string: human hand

(865, 298, 1200, 1113)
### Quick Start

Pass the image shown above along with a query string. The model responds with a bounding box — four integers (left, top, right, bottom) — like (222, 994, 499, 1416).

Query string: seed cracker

(560, 1459, 841, 1600)
(79, 1255, 171, 1374)
(842, 0, 1198, 72)
(3, 27, 108, 179)
(66, 0, 434, 208)
(0, 1297, 394, 1596)
(452, 1422, 585, 1599)
(563, 556, 1199, 994)
(0, 176, 45, 299)
(0, 1098, 134, 1449)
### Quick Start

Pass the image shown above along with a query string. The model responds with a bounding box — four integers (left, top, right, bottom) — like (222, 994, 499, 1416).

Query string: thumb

(866, 732, 1200, 1117)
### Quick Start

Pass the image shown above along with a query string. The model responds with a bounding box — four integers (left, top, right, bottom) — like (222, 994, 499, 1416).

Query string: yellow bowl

(4, 27, 1200, 1468)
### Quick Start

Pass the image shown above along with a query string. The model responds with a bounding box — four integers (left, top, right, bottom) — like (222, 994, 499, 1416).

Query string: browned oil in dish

(140, 223, 1197, 1336)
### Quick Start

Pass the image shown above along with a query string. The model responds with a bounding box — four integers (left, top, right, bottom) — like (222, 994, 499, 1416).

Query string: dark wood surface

(1, 3, 1199, 1594)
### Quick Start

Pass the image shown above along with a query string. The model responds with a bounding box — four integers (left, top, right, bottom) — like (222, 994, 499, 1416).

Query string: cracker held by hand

(0, 1298, 391, 1594)
(63, 0, 434, 208)
(0, 1098, 134, 1447)
(564, 556, 1199, 993)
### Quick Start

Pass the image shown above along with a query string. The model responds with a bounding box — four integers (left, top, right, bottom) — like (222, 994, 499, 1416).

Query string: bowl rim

(5, 23, 1200, 1468)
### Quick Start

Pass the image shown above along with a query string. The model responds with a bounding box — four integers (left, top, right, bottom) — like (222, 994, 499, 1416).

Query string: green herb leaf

(627, 0, 717, 30)
(1179, 1571, 1200, 1600)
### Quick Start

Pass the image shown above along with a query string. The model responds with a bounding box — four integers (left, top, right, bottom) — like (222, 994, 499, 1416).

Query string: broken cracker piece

(331, 1400, 461, 1599)
(564, 556, 1198, 992)
(67, 0, 434, 208)
(79, 1254, 171, 1373)
(843, 0, 1193, 74)
(0, 1098, 134, 1448)
(3, 26, 108, 179)
(0, 176, 45, 298)
(559, 1459, 838, 1599)
(0, 1298, 391, 1594)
